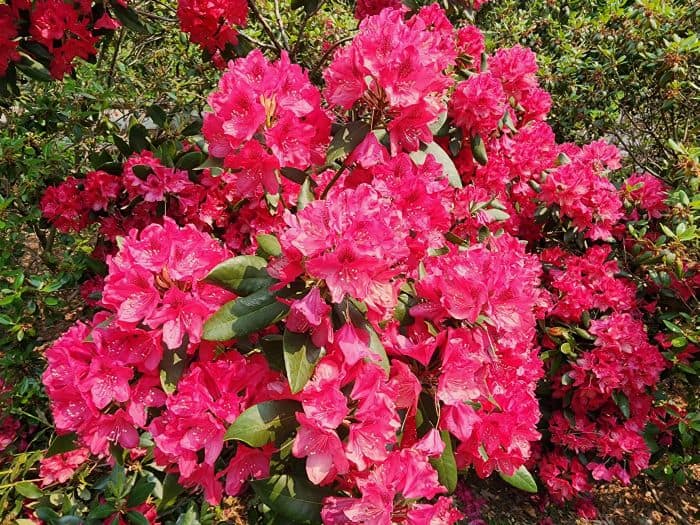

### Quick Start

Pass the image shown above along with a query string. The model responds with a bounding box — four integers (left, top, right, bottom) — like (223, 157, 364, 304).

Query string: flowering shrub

(177, 0, 248, 64)
(0, 0, 130, 89)
(34, 2, 699, 523)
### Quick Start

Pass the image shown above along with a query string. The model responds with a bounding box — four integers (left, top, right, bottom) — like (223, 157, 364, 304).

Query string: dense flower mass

(41, 220, 288, 501)
(0, 4, 21, 77)
(39, 4, 684, 522)
(324, 6, 456, 154)
(204, 50, 331, 173)
(0, 0, 121, 80)
(177, 0, 248, 62)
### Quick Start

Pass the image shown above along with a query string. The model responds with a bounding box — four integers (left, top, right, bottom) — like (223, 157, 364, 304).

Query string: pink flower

(224, 140, 280, 196)
(39, 448, 90, 486)
(224, 445, 273, 495)
(292, 413, 349, 485)
(488, 45, 539, 97)
(286, 287, 333, 347)
(624, 173, 668, 219)
(451, 72, 506, 137)
(205, 50, 330, 171)
(456, 25, 485, 63)
(281, 184, 409, 314)
(82, 358, 133, 409)
(123, 151, 191, 202)
(40, 177, 89, 232)
(177, 0, 247, 55)
(146, 286, 212, 349)
(83, 170, 122, 211)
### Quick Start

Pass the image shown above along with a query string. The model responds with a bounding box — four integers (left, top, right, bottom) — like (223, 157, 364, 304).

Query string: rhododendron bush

(32, 2, 699, 523)
(0, 0, 138, 95)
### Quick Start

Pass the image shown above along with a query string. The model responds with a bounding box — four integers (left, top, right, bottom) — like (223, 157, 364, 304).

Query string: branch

(320, 163, 349, 200)
(273, 0, 289, 48)
(134, 9, 177, 23)
(247, 0, 285, 54)
(290, 0, 327, 59)
(311, 35, 354, 78)
(238, 31, 277, 51)
(107, 28, 126, 88)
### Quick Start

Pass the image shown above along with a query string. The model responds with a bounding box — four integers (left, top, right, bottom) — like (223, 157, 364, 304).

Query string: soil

(473, 467, 699, 525)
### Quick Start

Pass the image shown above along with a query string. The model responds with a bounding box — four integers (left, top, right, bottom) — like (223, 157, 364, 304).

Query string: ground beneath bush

(474, 467, 699, 525)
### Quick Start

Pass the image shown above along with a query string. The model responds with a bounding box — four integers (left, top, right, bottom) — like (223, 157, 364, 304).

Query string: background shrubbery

(478, 0, 700, 487)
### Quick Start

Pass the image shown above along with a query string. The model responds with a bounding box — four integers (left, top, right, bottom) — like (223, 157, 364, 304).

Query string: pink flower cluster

(150, 356, 287, 502)
(545, 245, 637, 322)
(324, 6, 456, 153)
(539, 140, 624, 240)
(40, 147, 293, 258)
(42, 220, 291, 502)
(204, 50, 331, 178)
(39, 448, 90, 486)
(277, 183, 410, 315)
(0, 0, 120, 80)
(539, 246, 669, 505)
(177, 0, 247, 63)
(412, 238, 545, 478)
(354, 0, 492, 20)
(623, 172, 669, 220)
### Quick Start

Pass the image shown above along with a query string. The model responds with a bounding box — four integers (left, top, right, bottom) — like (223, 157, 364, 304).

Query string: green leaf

(203, 289, 289, 341)
(181, 119, 203, 136)
(428, 111, 448, 135)
(128, 124, 151, 153)
(343, 299, 390, 374)
(409, 141, 463, 189)
(194, 155, 224, 171)
(57, 518, 82, 525)
(671, 336, 687, 348)
(251, 475, 330, 524)
(113, 135, 133, 157)
(88, 504, 118, 519)
(146, 105, 167, 127)
(662, 319, 684, 334)
(484, 208, 510, 221)
(204, 255, 274, 296)
(257, 234, 282, 258)
(176, 151, 206, 170)
(470, 134, 488, 166)
(298, 177, 315, 211)
(429, 431, 458, 493)
(16, 54, 52, 82)
(35, 507, 59, 523)
(280, 167, 308, 184)
(126, 478, 156, 507)
(126, 511, 149, 525)
(15, 481, 43, 499)
(175, 504, 200, 525)
(47, 433, 78, 456)
(225, 400, 301, 446)
(283, 330, 323, 394)
(158, 474, 184, 511)
(366, 322, 390, 374)
(612, 391, 631, 419)
(159, 343, 188, 394)
(112, 3, 148, 33)
(327, 122, 370, 164)
(499, 465, 538, 493)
